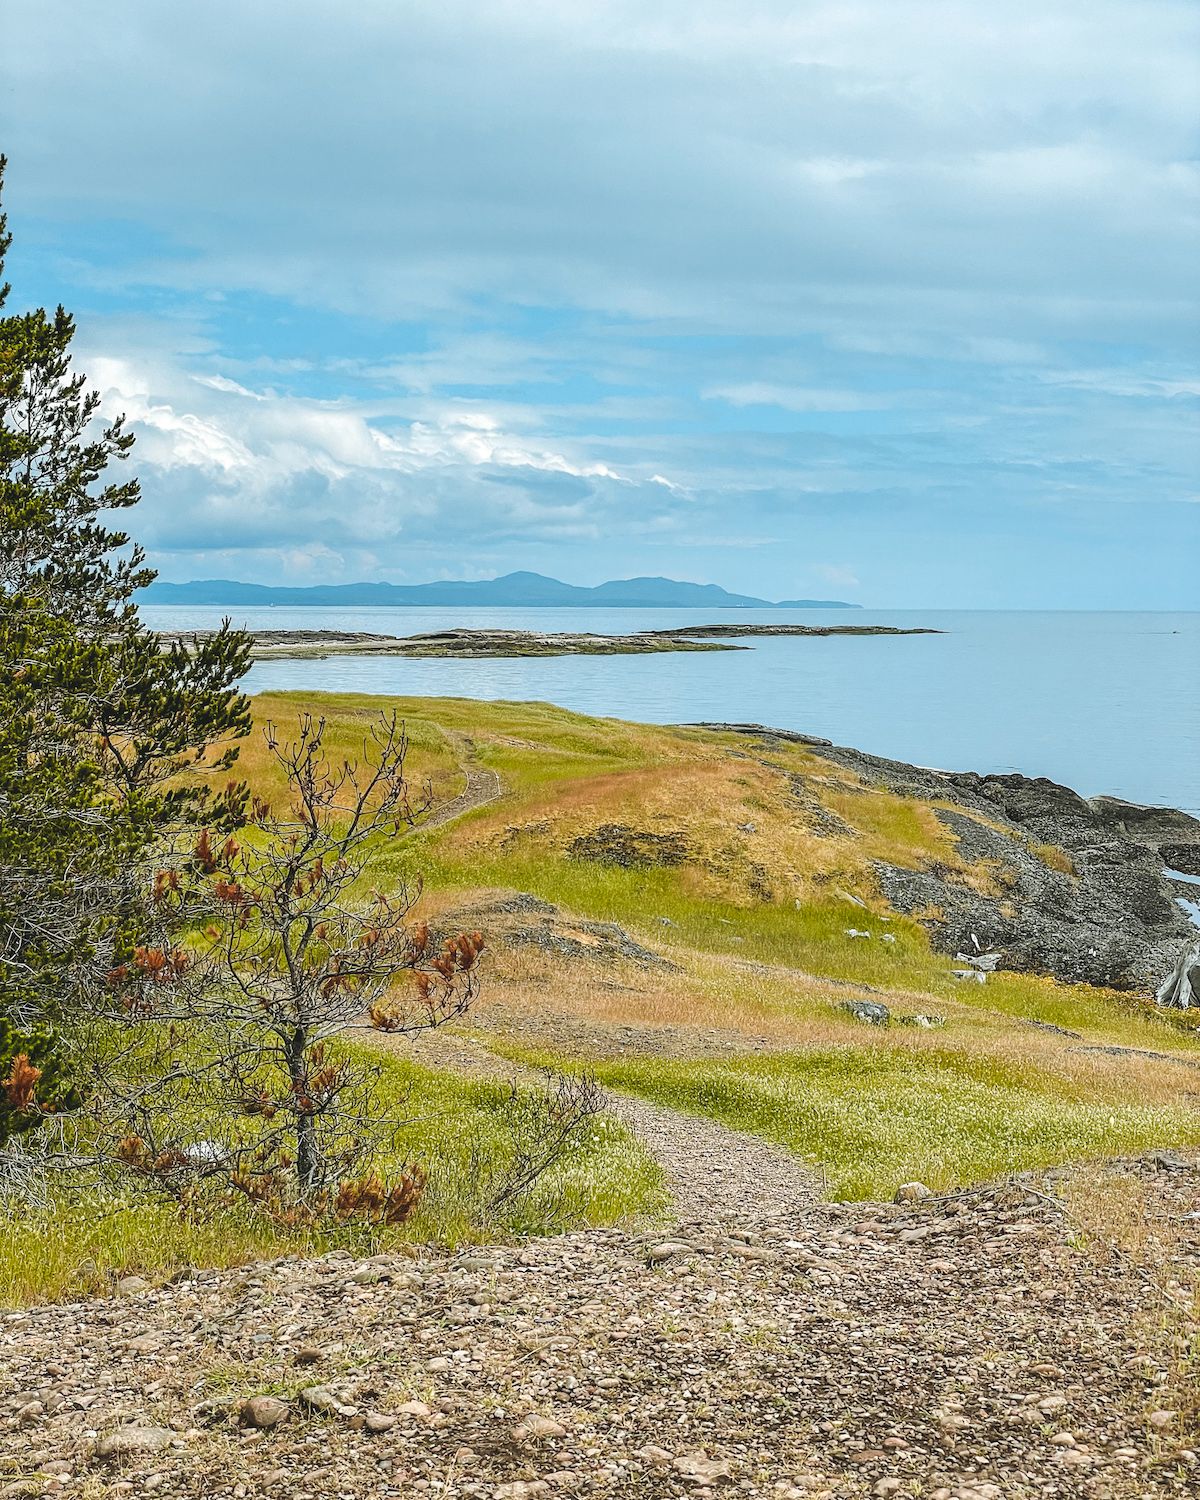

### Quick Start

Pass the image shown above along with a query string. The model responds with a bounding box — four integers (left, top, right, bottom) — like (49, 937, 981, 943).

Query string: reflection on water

(140, 606, 1200, 814)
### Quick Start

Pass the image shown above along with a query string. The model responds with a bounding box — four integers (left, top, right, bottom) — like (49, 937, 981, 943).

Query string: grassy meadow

(5, 689, 1198, 1303)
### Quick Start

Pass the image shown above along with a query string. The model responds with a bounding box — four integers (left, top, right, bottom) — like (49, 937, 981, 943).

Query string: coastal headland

(7, 692, 1200, 1495)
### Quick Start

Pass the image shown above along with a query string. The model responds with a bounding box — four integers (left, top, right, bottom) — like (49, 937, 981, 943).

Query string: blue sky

(3, 0, 1197, 606)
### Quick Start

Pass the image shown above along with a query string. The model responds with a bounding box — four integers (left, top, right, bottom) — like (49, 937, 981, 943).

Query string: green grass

(499, 1044, 1200, 1201)
(0, 1052, 664, 1307)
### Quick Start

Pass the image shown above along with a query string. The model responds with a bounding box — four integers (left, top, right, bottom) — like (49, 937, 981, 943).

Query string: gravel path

(609, 1093, 820, 1228)
(367, 1029, 820, 1229)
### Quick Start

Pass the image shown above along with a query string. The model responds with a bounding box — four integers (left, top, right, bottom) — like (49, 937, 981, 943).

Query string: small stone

(674, 1451, 734, 1484)
(364, 1412, 397, 1432)
(298, 1386, 357, 1418)
(398, 1400, 434, 1419)
(516, 1413, 568, 1440)
(240, 1395, 290, 1430)
(935, 1410, 970, 1432)
(1038, 1393, 1068, 1413)
(95, 1426, 176, 1461)
(1050, 1432, 1076, 1447)
(726, 1244, 779, 1262)
(427, 1356, 452, 1372)
(1148, 1409, 1177, 1429)
(646, 1241, 693, 1264)
(874, 1482, 902, 1498)
(635, 1446, 673, 1469)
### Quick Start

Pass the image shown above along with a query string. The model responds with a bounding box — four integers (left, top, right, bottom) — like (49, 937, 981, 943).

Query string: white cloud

(78, 346, 693, 575)
(6, 1, 1197, 342)
(815, 563, 861, 589)
(706, 383, 893, 413)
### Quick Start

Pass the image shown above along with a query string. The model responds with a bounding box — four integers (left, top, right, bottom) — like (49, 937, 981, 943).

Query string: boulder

(840, 1000, 891, 1026)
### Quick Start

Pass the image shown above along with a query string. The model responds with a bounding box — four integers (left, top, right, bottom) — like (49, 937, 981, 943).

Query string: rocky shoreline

(712, 724, 1200, 996)
(157, 624, 939, 660)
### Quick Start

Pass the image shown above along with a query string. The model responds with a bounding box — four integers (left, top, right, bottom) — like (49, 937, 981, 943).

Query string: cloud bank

(3, 0, 1196, 603)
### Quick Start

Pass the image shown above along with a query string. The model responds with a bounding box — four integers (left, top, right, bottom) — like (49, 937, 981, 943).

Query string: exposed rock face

(568, 824, 692, 870)
(713, 730, 1200, 993)
(841, 1000, 892, 1026)
(1163, 843, 1200, 877)
(437, 891, 679, 971)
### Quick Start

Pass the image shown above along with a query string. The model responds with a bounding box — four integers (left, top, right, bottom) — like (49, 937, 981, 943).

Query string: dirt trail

(609, 1092, 820, 1227)
(415, 733, 502, 834)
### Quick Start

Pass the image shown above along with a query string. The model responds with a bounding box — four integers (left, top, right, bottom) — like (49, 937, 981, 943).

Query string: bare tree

(87, 712, 484, 1221)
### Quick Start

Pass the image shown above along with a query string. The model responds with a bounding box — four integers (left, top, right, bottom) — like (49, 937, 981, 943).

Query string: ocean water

(140, 607, 1200, 816)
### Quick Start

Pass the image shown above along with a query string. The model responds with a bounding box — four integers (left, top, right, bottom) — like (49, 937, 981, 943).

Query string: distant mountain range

(142, 571, 859, 609)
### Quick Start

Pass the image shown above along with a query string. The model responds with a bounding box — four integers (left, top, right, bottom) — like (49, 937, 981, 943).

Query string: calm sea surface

(140, 607, 1200, 815)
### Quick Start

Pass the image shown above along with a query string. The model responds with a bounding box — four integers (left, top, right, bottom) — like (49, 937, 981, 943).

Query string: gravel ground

(4, 1151, 1198, 1500)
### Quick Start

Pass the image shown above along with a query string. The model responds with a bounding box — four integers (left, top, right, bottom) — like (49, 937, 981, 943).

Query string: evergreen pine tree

(0, 156, 252, 1142)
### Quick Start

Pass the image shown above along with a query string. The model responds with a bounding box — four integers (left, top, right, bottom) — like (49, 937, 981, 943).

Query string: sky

(2, 0, 1198, 607)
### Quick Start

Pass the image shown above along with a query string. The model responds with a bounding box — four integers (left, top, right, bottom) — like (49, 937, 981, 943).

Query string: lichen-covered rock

(841, 999, 891, 1026)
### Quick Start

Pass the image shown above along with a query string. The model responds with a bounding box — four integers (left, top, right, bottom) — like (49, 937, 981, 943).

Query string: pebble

(114, 1276, 152, 1296)
(674, 1451, 733, 1483)
(241, 1395, 290, 1429)
(298, 1386, 357, 1418)
(646, 1240, 694, 1263)
(516, 1414, 568, 1439)
(94, 1426, 176, 1460)
(397, 1400, 434, 1418)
